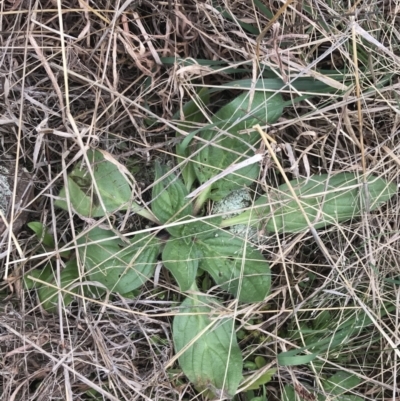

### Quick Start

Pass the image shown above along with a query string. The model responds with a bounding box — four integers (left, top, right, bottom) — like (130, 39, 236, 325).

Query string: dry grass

(0, 0, 399, 400)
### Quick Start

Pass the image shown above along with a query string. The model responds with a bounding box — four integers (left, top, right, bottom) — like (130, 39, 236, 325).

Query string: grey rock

(0, 162, 34, 236)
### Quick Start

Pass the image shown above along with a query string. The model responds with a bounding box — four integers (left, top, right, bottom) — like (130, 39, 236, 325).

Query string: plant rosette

(36, 87, 397, 399)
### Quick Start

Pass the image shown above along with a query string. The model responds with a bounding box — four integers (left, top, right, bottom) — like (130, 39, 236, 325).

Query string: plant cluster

(25, 89, 396, 399)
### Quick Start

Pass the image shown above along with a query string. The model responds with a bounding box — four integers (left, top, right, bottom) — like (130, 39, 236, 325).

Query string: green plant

(23, 259, 99, 313)
(278, 305, 395, 367)
(54, 148, 158, 223)
(29, 88, 397, 399)
(222, 172, 396, 232)
(28, 221, 55, 248)
(282, 370, 364, 401)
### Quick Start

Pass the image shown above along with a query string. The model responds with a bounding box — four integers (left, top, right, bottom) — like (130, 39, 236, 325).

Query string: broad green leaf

(279, 306, 394, 366)
(279, 321, 358, 366)
(28, 222, 55, 248)
(197, 232, 270, 303)
(281, 384, 298, 401)
(225, 173, 397, 233)
(193, 91, 284, 201)
(277, 347, 319, 366)
(255, 356, 267, 368)
(38, 260, 80, 312)
(158, 68, 345, 92)
(25, 260, 97, 313)
(162, 238, 200, 291)
(78, 227, 160, 294)
(241, 368, 276, 391)
(282, 373, 364, 401)
(221, 77, 346, 94)
(322, 371, 360, 395)
(264, 173, 396, 233)
(181, 216, 222, 239)
(57, 176, 95, 216)
(175, 89, 210, 191)
(23, 264, 53, 291)
(173, 292, 243, 398)
(151, 162, 193, 237)
(253, 0, 273, 19)
(55, 149, 131, 217)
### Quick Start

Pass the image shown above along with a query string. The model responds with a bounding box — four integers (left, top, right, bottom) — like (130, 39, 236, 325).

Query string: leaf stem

(193, 186, 211, 215)
(130, 202, 160, 225)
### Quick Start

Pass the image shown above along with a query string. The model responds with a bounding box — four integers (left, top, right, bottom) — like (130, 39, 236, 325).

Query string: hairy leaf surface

(151, 162, 193, 237)
(162, 238, 200, 291)
(193, 91, 284, 200)
(55, 149, 131, 217)
(175, 89, 210, 191)
(173, 292, 243, 398)
(226, 173, 397, 233)
(25, 260, 98, 313)
(78, 227, 160, 294)
(197, 232, 270, 302)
